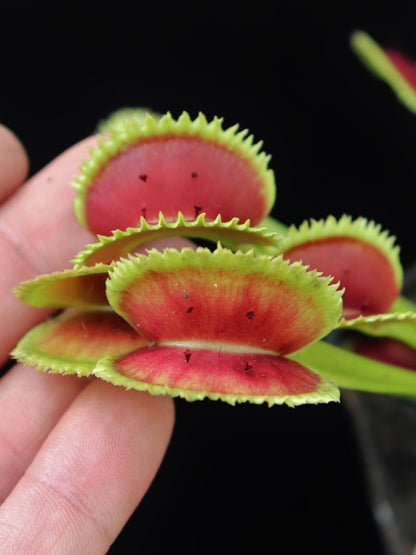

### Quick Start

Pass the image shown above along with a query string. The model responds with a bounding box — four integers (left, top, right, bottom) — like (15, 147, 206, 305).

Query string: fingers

(0, 135, 97, 273)
(0, 125, 29, 202)
(0, 364, 88, 503)
(0, 381, 174, 554)
(0, 136, 97, 364)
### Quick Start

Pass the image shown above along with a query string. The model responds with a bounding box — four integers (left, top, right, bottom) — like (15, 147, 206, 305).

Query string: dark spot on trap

(186, 306, 194, 314)
(184, 350, 192, 363)
(191, 171, 198, 178)
(141, 204, 147, 217)
(194, 205, 203, 217)
(139, 174, 147, 182)
(243, 361, 253, 374)
(246, 310, 255, 319)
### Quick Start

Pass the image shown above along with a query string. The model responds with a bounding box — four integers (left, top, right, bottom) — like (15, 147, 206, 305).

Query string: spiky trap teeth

(95, 247, 342, 406)
(12, 309, 147, 376)
(13, 246, 343, 406)
(12, 104, 416, 404)
(73, 111, 276, 235)
(71, 212, 282, 268)
(280, 215, 403, 319)
(106, 247, 343, 355)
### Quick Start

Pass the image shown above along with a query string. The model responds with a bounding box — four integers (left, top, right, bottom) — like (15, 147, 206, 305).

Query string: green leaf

(290, 340, 416, 396)
(351, 30, 416, 113)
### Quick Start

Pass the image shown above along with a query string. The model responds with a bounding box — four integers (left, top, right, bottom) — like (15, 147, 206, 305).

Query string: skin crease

(0, 125, 192, 553)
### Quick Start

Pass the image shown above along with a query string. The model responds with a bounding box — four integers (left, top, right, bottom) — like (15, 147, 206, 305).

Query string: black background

(1, 1, 415, 553)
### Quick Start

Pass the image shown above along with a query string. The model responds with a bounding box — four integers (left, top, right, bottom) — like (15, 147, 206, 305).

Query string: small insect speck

(184, 350, 192, 363)
(246, 310, 255, 319)
(243, 362, 253, 374)
(186, 306, 194, 314)
(139, 174, 147, 182)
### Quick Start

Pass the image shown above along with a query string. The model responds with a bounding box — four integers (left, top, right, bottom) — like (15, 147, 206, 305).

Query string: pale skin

(0, 124, 183, 553)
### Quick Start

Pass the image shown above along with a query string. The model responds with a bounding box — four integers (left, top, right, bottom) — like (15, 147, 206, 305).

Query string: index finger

(0, 136, 97, 365)
(0, 125, 29, 202)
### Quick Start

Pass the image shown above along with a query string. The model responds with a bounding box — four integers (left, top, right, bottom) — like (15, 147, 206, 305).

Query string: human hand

(0, 125, 174, 553)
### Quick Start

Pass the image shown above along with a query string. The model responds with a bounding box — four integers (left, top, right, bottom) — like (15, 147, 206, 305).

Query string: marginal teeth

(72, 110, 276, 231)
(282, 214, 402, 288)
(70, 211, 282, 269)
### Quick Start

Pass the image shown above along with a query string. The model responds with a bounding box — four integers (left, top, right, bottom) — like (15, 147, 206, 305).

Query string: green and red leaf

(351, 30, 416, 112)
(12, 309, 147, 375)
(73, 111, 276, 234)
(338, 308, 416, 349)
(280, 215, 402, 319)
(95, 345, 339, 407)
(106, 246, 343, 355)
(13, 264, 110, 308)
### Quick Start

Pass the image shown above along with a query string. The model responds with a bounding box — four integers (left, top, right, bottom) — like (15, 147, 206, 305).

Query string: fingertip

(0, 125, 30, 200)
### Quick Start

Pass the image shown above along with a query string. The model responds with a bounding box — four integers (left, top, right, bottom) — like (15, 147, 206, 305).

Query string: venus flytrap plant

(258, 213, 416, 392)
(73, 111, 275, 235)
(337, 36, 416, 552)
(13, 246, 343, 406)
(300, 31, 416, 386)
(11, 110, 416, 406)
(13, 214, 282, 309)
(278, 215, 403, 319)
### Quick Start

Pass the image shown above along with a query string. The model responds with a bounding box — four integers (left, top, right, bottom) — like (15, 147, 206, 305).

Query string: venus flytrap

(284, 30, 416, 383)
(258, 213, 416, 392)
(73, 111, 275, 235)
(11, 110, 416, 405)
(13, 246, 344, 406)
